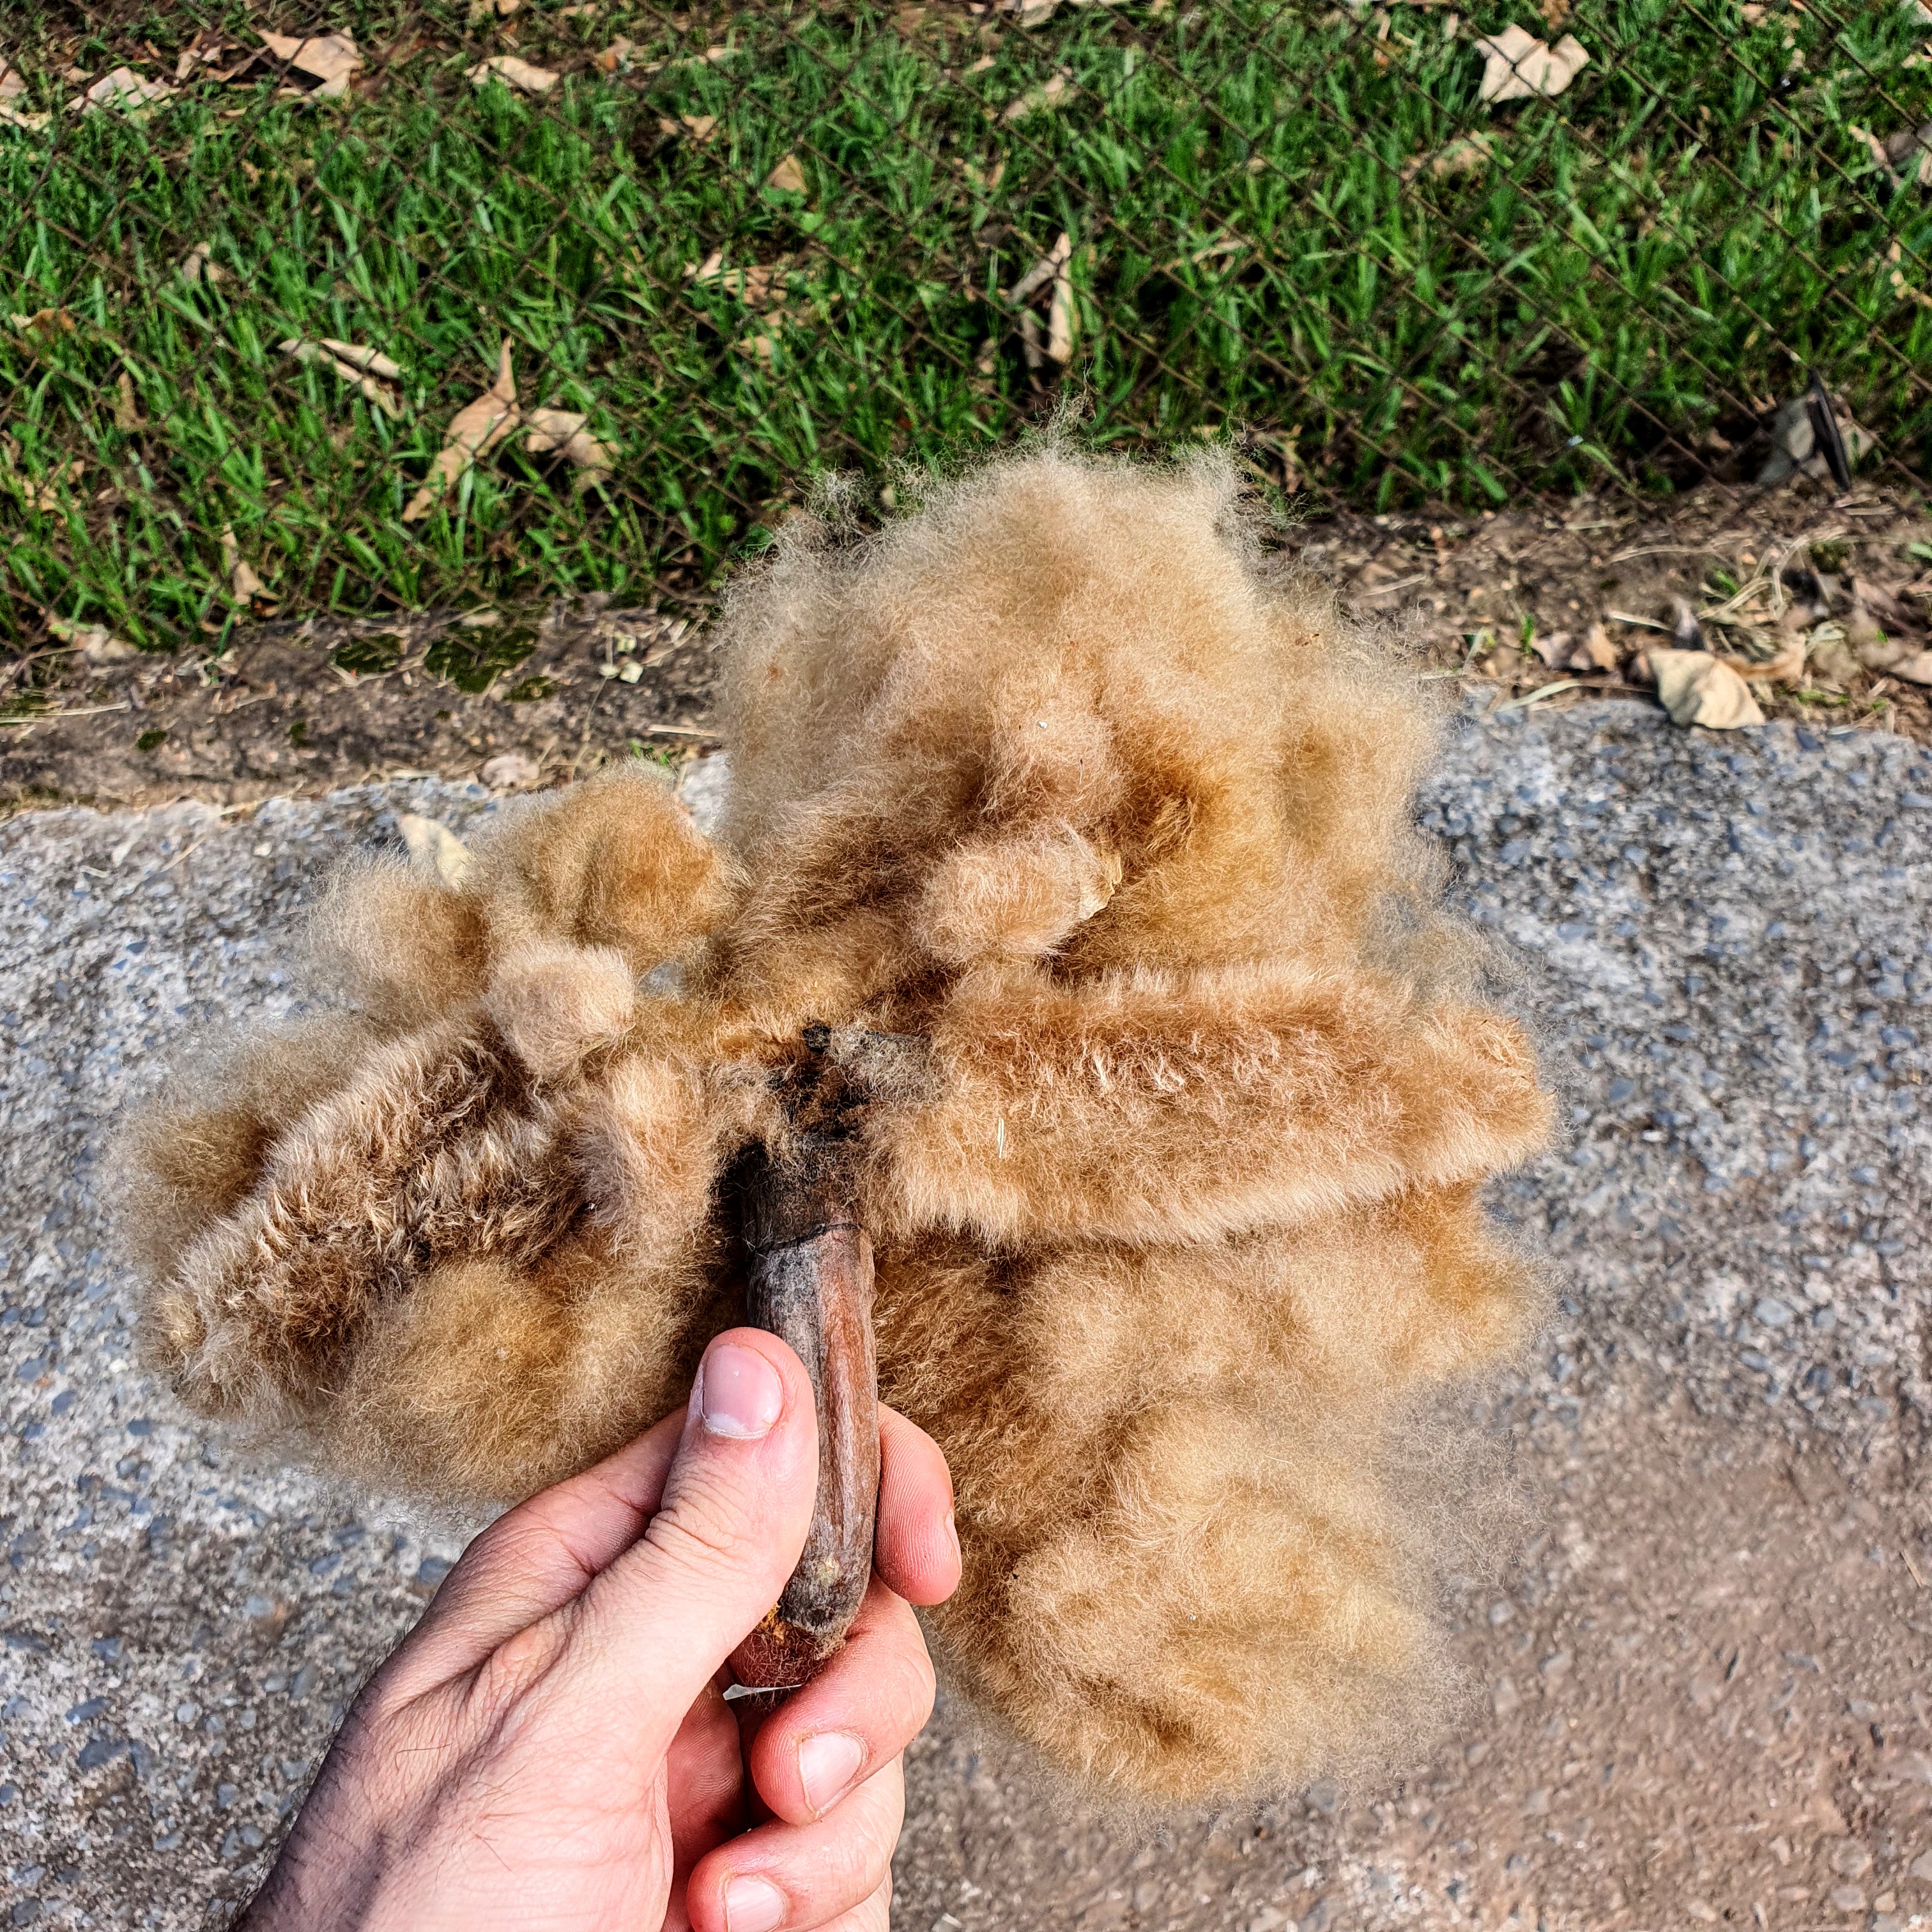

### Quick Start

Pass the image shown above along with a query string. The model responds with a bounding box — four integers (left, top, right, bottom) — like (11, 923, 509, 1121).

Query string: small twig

(1607, 610, 1670, 631)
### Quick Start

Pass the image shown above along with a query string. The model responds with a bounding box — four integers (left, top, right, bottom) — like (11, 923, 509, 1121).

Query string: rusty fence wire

(1, 0, 1928, 649)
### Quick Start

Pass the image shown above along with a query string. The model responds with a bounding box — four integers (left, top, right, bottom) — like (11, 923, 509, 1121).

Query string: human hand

(240, 1329, 961, 1931)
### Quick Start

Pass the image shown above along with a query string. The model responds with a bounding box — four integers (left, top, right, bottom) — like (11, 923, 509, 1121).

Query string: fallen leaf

(1004, 0, 1062, 21)
(68, 67, 176, 116)
(10, 307, 76, 339)
(402, 340, 520, 521)
(321, 339, 403, 383)
(1046, 256, 1077, 365)
(10, 457, 85, 513)
(1574, 620, 1620, 671)
(765, 153, 808, 194)
(257, 31, 362, 98)
(1538, 0, 1569, 25)
(221, 525, 267, 604)
(1402, 131, 1495, 180)
(280, 338, 402, 417)
(1002, 70, 1073, 119)
(595, 38, 636, 72)
(1890, 648, 1932, 686)
(172, 38, 230, 83)
(1475, 26, 1589, 102)
(179, 241, 229, 286)
(1528, 628, 1572, 666)
(480, 751, 541, 792)
(397, 813, 472, 886)
(1648, 648, 1765, 730)
(687, 253, 788, 309)
(523, 406, 615, 487)
(114, 371, 145, 431)
(1008, 230, 1073, 303)
(470, 54, 560, 95)
(657, 112, 717, 143)
(47, 615, 138, 663)
(0, 63, 50, 130)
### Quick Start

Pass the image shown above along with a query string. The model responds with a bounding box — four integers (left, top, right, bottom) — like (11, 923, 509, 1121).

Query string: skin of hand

(239, 1329, 962, 1932)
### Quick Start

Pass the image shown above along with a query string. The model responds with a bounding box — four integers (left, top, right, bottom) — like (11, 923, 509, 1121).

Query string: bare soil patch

(4, 477, 1928, 815)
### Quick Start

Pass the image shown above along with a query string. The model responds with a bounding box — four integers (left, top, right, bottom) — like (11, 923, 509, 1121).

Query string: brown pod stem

(731, 1137, 879, 1691)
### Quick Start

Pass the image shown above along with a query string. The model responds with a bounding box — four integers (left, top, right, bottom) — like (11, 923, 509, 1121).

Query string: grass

(1, 0, 1929, 648)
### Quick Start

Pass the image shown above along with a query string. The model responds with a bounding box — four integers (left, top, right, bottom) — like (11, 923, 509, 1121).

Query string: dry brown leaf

(1890, 648, 1932, 686)
(595, 38, 636, 72)
(10, 308, 77, 339)
(280, 338, 402, 417)
(10, 457, 85, 514)
(1573, 620, 1620, 672)
(523, 406, 615, 487)
(321, 339, 403, 383)
(397, 813, 472, 886)
(47, 615, 137, 663)
(1648, 648, 1765, 730)
(221, 525, 268, 604)
(1008, 230, 1073, 303)
(1476, 25, 1588, 102)
(0, 63, 50, 130)
(257, 31, 362, 97)
(470, 54, 560, 95)
(68, 67, 177, 116)
(1046, 256, 1077, 366)
(179, 241, 230, 286)
(1402, 132, 1495, 181)
(1002, 70, 1073, 119)
(1528, 628, 1572, 667)
(766, 153, 808, 194)
(687, 252, 787, 309)
(657, 112, 717, 143)
(402, 340, 519, 522)
(114, 370, 144, 431)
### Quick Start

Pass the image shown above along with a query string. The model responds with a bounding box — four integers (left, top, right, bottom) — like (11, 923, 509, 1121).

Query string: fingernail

(723, 1874, 786, 1932)
(943, 1508, 962, 1568)
(797, 1729, 866, 1814)
(695, 1344, 785, 1441)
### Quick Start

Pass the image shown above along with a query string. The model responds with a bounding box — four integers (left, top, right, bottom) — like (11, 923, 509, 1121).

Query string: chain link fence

(1, 0, 1928, 650)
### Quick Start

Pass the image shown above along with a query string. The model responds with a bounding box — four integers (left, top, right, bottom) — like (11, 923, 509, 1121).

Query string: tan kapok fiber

(126, 450, 1553, 1802)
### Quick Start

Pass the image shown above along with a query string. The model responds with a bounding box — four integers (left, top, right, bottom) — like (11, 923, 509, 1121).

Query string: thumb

(568, 1329, 819, 1741)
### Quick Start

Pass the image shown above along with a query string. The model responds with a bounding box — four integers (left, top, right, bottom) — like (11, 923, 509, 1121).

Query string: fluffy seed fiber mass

(126, 451, 1552, 1802)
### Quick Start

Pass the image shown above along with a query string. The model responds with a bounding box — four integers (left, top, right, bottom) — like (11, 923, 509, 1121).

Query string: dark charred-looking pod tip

(730, 1095, 879, 1693)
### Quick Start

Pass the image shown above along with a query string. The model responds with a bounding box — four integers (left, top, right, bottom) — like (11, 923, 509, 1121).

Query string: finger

(746, 1576, 935, 1825)
(686, 1759, 904, 1932)
(667, 1683, 753, 1915)
(566, 1329, 819, 1745)
(382, 1406, 687, 1689)
(873, 1407, 960, 1609)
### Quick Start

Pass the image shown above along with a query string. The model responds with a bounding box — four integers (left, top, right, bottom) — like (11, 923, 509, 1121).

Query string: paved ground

(2, 706, 1929, 1930)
